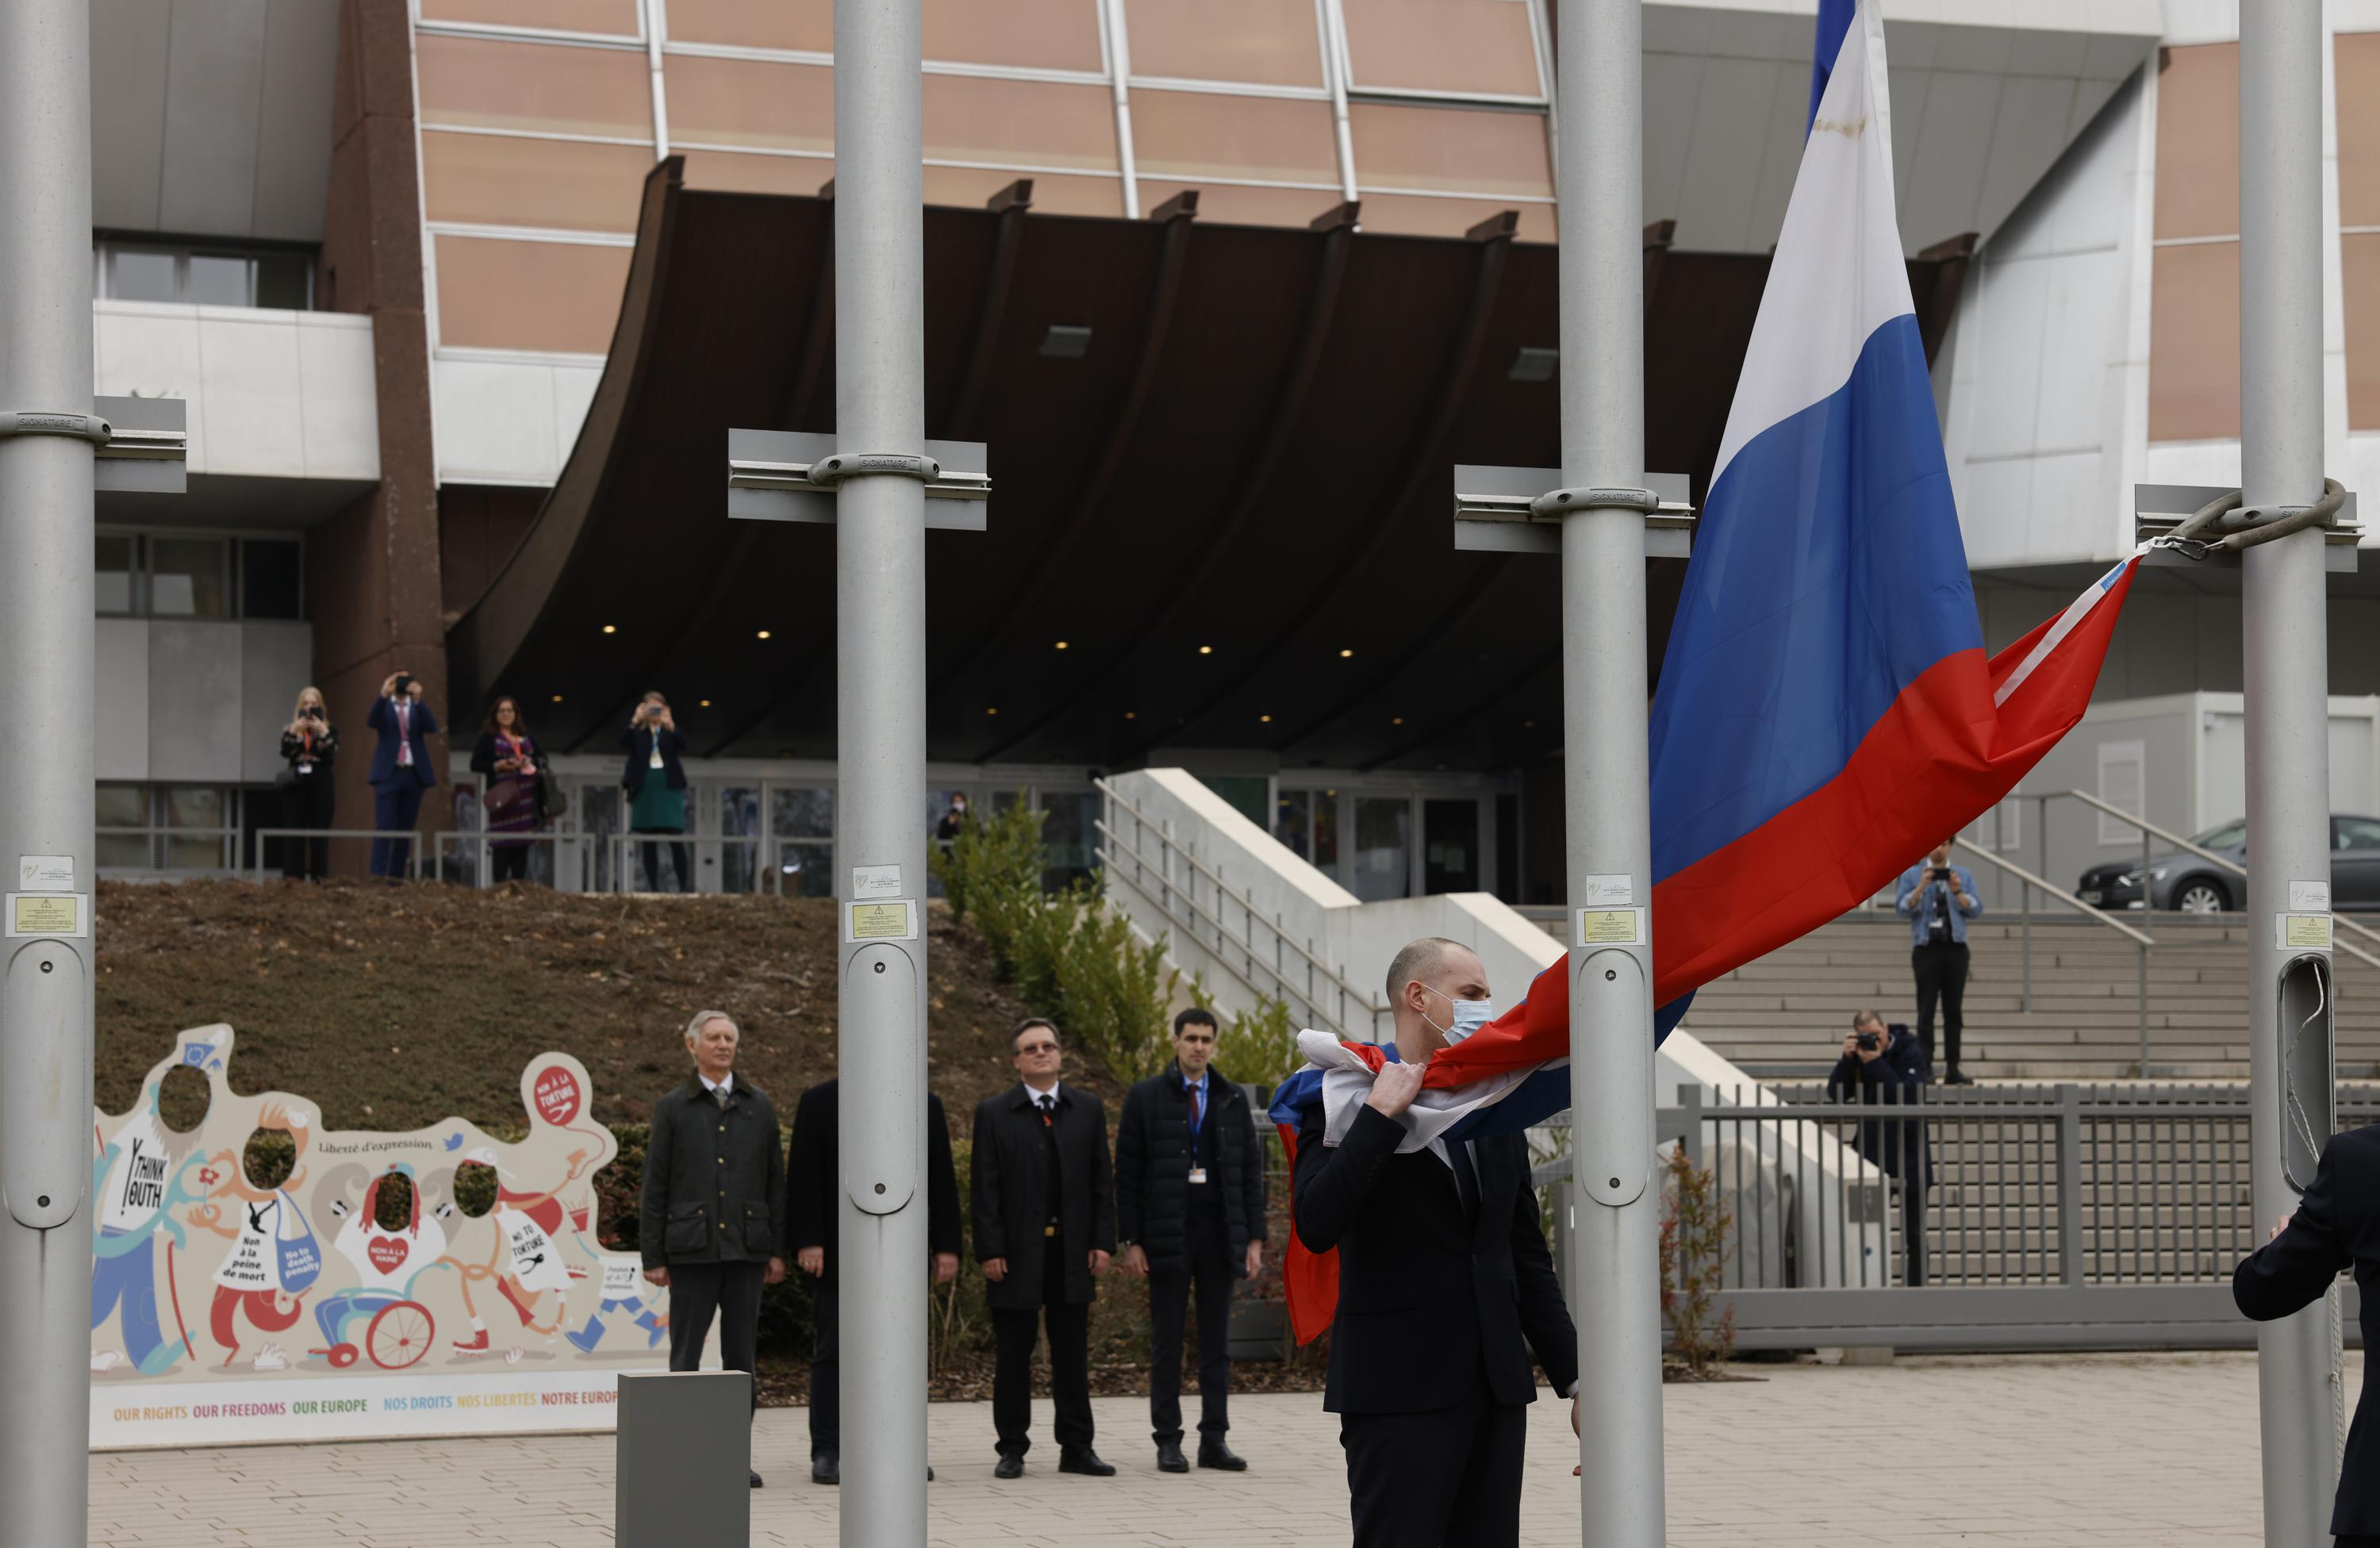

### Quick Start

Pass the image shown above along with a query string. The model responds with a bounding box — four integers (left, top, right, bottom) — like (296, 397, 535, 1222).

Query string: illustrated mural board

(90, 1027, 667, 1448)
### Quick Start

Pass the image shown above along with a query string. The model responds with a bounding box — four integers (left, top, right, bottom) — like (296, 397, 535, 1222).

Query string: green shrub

(931, 801, 1188, 1087)
(1658, 1144, 1737, 1378)
(1221, 991, 1303, 1093)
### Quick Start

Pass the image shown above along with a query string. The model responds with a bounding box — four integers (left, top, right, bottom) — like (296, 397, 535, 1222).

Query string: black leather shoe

(811, 1453, 839, 1485)
(1945, 1069, 1975, 1085)
(1155, 1441, 1188, 1473)
(1058, 1448, 1116, 1477)
(1196, 1442, 1247, 1472)
(993, 1454, 1024, 1480)
(749, 1470, 764, 1489)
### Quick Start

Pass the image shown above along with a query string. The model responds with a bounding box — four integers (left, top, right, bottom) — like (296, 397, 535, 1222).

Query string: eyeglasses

(1016, 1042, 1060, 1055)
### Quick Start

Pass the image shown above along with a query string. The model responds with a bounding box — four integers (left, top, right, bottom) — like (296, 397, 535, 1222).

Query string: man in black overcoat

(2233, 1122, 2380, 1547)
(639, 1010, 785, 1489)
(783, 1079, 964, 1484)
(1292, 937, 1578, 1548)
(1116, 1007, 1265, 1473)
(970, 1017, 1116, 1477)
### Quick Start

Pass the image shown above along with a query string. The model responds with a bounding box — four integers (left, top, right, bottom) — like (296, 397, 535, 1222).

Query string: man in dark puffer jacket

(1115, 1008, 1266, 1473)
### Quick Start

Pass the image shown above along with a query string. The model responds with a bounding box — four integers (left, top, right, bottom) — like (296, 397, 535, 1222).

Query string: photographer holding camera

(1894, 839, 1980, 1084)
(620, 691, 691, 893)
(366, 670, 440, 881)
(276, 686, 339, 881)
(1829, 1009, 1933, 1286)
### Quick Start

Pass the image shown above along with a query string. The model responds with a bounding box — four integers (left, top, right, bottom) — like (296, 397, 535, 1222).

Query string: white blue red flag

(1271, 0, 2140, 1343)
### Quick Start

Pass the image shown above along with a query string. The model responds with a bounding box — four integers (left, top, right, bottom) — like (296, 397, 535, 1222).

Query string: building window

(94, 238, 314, 310)
(97, 783, 236, 872)
(95, 532, 304, 620)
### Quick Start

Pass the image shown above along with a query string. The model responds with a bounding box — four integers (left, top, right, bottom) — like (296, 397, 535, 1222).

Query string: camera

(1856, 1031, 1880, 1051)
(392, 673, 413, 697)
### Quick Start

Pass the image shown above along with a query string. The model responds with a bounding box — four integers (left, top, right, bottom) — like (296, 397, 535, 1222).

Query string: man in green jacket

(640, 1009, 786, 1488)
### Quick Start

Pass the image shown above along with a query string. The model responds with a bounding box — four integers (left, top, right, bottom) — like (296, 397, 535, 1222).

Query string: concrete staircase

(1640, 912, 2380, 1080)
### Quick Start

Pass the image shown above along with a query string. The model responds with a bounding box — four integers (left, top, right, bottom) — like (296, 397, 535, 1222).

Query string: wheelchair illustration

(309, 1266, 449, 1371)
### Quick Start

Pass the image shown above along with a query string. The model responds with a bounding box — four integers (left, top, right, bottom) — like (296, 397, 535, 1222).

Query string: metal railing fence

(1539, 1081, 2375, 1349)
(1093, 778, 1389, 1043)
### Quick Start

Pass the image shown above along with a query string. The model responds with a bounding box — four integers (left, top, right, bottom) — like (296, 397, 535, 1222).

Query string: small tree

(1658, 1143, 1737, 1379)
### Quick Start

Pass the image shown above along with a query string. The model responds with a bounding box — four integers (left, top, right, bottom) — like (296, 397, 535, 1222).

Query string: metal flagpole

(0, 1, 98, 1542)
(2239, 2, 2343, 1542)
(1557, 1, 1666, 1543)
(832, 0, 934, 1540)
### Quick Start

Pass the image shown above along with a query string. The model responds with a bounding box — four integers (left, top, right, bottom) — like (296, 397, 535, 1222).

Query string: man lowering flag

(1283, 0, 2152, 1494)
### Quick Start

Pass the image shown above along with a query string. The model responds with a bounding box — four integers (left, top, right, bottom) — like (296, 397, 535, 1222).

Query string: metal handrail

(603, 829, 803, 894)
(1092, 778, 1388, 1039)
(2052, 789, 2380, 968)
(248, 825, 592, 885)
(1951, 838, 2155, 947)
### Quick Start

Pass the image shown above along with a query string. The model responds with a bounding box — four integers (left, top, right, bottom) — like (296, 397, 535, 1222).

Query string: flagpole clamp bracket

(2135, 480, 2359, 570)
(1529, 485, 1662, 520)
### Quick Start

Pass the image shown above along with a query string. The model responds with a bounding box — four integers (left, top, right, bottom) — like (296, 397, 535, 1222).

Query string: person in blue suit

(366, 670, 440, 880)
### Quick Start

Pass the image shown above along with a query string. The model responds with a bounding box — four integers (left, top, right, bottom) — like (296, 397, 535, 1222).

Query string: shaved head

(1385, 937, 1466, 1005)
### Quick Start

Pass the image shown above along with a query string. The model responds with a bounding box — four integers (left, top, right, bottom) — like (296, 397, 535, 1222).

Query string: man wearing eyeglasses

(971, 1018, 1116, 1479)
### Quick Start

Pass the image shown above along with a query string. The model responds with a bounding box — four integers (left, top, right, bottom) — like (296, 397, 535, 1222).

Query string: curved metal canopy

(447, 158, 1971, 774)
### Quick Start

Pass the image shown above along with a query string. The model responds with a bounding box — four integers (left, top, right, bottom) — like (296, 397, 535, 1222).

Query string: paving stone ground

(88, 1350, 2360, 1546)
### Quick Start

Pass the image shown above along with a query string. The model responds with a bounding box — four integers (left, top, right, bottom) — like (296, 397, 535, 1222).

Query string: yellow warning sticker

(1576, 908, 1645, 946)
(7, 893, 84, 937)
(848, 901, 916, 942)
(2277, 913, 2332, 951)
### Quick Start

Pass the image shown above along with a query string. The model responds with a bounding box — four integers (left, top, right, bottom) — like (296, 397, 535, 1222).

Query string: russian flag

(1273, 0, 2139, 1344)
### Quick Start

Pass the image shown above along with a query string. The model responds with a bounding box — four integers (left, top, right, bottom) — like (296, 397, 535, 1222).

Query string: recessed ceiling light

(756, 629, 772, 640)
(1054, 640, 1069, 650)
(1197, 644, 1214, 655)
(601, 624, 617, 634)
(700, 699, 712, 707)
(1259, 713, 1273, 723)
(1039, 323, 1092, 359)
(1124, 711, 1138, 720)
(986, 706, 999, 716)
(1522, 719, 1535, 728)
(1392, 716, 1404, 725)
(1338, 648, 1354, 659)
(551, 693, 564, 702)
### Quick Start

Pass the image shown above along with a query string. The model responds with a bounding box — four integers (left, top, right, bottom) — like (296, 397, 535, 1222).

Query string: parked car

(2078, 815, 2380, 912)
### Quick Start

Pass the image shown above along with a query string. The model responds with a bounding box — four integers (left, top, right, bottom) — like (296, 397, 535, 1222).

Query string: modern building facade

(83, 0, 2380, 898)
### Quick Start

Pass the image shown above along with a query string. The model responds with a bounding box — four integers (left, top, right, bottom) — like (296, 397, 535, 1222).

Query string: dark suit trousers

(1900, 1183, 1929, 1288)
(991, 1235, 1092, 1457)
(666, 1260, 764, 1417)
(1149, 1209, 1234, 1444)
(370, 782, 425, 878)
(1341, 1377, 1528, 1548)
(1911, 942, 1969, 1071)
(809, 1283, 841, 1456)
(281, 773, 335, 880)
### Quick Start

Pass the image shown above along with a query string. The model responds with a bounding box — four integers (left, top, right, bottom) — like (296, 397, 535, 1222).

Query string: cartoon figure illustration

(187, 1103, 321, 1370)
(565, 1255, 669, 1354)
(309, 1164, 451, 1371)
(89, 1059, 221, 1377)
(89, 1033, 641, 1450)
(447, 1144, 589, 1354)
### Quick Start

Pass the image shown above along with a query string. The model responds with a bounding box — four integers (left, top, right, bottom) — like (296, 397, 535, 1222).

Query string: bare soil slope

(93, 879, 1073, 1131)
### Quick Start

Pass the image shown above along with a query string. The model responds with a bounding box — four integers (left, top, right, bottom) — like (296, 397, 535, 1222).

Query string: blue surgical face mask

(1422, 987, 1494, 1046)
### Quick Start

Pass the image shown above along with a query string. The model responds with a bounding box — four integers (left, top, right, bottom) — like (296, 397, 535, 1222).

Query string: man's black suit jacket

(2233, 1121, 2380, 1538)
(781, 1080, 962, 1290)
(1294, 1101, 1577, 1415)
(971, 1083, 1115, 1311)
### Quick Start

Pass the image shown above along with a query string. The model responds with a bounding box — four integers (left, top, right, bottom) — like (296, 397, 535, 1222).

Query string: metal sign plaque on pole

(0, 5, 184, 1543)
(2236, 2, 2347, 1540)
(1440, 2, 1673, 1542)
(719, 2, 982, 1538)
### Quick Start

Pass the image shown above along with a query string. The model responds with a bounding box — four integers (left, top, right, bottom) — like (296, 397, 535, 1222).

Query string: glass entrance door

(1423, 798, 1480, 893)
